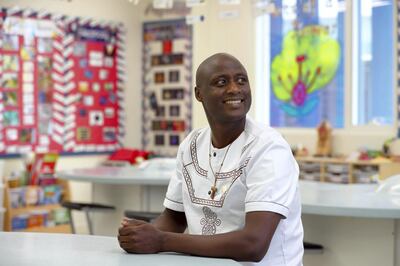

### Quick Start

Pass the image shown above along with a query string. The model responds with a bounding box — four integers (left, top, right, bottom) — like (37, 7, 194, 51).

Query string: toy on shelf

(315, 120, 332, 157)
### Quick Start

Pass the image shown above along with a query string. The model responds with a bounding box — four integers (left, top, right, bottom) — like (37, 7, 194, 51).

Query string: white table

(58, 166, 400, 266)
(58, 166, 400, 218)
(0, 232, 239, 266)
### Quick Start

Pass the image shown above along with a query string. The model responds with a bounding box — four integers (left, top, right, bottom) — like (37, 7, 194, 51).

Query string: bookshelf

(296, 156, 400, 183)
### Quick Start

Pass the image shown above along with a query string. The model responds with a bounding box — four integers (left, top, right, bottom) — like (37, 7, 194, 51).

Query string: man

(118, 53, 304, 265)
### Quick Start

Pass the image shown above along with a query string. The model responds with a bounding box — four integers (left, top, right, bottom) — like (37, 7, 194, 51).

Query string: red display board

(0, 7, 125, 155)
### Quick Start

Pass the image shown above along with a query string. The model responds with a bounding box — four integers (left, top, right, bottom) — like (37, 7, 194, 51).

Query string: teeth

(225, 100, 241, 104)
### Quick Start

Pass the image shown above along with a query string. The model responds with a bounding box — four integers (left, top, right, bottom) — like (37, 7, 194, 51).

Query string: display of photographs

(37, 38, 53, 53)
(3, 55, 20, 71)
(154, 72, 165, 83)
(3, 91, 18, 106)
(74, 42, 87, 57)
(20, 46, 35, 61)
(156, 106, 165, 117)
(20, 128, 35, 143)
(155, 135, 165, 145)
(151, 54, 184, 66)
(169, 105, 180, 117)
(4, 111, 19, 126)
(172, 120, 185, 131)
(169, 70, 180, 82)
(1, 73, 19, 89)
(37, 56, 52, 72)
(151, 120, 185, 131)
(103, 127, 116, 142)
(169, 135, 180, 146)
(77, 127, 91, 141)
(162, 88, 184, 100)
(3, 35, 19, 51)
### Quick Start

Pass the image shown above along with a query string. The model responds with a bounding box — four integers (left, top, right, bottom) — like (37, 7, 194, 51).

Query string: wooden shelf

(296, 156, 400, 183)
(10, 204, 64, 216)
(3, 179, 71, 233)
(15, 224, 71, 233)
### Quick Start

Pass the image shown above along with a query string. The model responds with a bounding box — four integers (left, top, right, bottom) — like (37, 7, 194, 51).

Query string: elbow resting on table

(232, 234, 269, 262)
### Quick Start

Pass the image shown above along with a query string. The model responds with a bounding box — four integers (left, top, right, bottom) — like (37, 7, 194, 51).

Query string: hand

(118, 218, 164, 254)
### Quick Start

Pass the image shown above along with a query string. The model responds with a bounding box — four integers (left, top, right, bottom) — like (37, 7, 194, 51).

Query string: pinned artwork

(2, 73, 19, 89)
(89, 111, 104, 126)
(77, 127, 91, 141)
(103, 127, 116, 142)
(0, 7, 125, 156)
(3, 55, 20, 71)
(142, 19, 192, 156)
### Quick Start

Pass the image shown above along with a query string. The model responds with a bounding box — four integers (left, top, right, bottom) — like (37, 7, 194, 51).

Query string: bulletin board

(142, 19, 192, 157)
(0, 7, 125, 156)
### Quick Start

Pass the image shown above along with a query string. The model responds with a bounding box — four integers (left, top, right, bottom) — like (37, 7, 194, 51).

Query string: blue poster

(269, 0, 345, 128)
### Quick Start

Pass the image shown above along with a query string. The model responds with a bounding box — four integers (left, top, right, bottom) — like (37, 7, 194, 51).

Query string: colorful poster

(0, 7, 125, 155)
(269, 0, 345, 128)
(142, 20, 192, 157)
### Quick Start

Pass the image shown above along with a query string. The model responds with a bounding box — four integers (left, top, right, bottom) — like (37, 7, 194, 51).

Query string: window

(255, 0, 395, 129)
(352, 0, 394, 126)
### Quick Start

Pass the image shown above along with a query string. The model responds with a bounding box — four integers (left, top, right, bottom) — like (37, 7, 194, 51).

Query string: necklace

(208, 139, 232, 200)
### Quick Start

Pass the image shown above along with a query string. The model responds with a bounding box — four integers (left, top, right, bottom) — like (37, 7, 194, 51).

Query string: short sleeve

(244, 136, 299, 218)
(163, 141, 186, 212)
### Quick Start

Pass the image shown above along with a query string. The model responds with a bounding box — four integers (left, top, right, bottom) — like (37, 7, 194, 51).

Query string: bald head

(195, 53, 247, 88)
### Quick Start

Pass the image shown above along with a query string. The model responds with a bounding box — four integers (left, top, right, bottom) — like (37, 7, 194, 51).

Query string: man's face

(195, 56, 252, 124)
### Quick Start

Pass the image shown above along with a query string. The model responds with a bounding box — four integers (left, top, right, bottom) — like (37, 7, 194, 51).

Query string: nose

(226, 81, 240, 94)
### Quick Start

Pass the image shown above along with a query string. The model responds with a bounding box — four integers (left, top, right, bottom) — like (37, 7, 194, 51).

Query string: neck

(209, 118, 246, 148)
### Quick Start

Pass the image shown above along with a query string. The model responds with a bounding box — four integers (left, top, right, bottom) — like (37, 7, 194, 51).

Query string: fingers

(121, 217, 147, 227)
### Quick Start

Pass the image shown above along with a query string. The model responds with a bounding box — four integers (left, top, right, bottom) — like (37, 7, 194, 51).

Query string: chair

(304, 241, 324, 254)
(62, 201, 115, 235)
(123, 210, 160, 222)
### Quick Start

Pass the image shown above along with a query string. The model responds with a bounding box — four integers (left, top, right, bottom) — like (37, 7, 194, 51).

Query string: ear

(195, 86, 202, 102)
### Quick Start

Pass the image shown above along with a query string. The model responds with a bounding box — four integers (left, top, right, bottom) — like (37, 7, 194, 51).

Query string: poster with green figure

(271, 25, 340, 116)
(269, 0, 345, 128)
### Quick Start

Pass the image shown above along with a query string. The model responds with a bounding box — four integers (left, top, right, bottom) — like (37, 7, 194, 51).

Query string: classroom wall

(0, 0, 143, 231)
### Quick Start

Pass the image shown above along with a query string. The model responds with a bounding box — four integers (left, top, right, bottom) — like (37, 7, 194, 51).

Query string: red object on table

(108, 149, 151, 165)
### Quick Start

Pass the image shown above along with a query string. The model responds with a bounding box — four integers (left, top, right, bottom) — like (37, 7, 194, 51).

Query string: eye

(237, 76, 248, 85)
(214, 78, 227, 87)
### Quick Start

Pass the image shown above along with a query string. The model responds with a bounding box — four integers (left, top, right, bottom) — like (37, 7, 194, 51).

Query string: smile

(223, 99, 243, 104)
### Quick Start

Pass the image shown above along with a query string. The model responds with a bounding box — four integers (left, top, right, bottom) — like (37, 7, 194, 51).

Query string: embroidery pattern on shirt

(190, 131, 208, 177)
(241, 139, 255, 156)
(200, 206, 221, 235)
(182, 160, 250, 207)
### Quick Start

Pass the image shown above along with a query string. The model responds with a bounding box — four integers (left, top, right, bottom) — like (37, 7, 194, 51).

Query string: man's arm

(152, 208, 187, 233)
(118, 211, 282, 262)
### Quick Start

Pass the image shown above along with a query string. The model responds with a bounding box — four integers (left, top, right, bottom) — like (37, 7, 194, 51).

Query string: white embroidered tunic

(164, 117, 304, 266)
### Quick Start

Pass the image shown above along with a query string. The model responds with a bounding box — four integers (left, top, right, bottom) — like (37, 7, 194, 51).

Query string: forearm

(152, 209, 187, 233)
(161, 230, 266, 262)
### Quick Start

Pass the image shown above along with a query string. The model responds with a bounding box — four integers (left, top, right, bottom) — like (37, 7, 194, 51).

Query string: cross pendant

(210, 186, 217, 199)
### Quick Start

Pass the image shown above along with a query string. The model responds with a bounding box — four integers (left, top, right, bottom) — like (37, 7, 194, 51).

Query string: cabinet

(296, 157, 400, 183)
(3, 179, 71, 233)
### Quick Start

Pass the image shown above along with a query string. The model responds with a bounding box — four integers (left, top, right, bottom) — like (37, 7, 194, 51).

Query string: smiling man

(118, 53, 304, 265)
